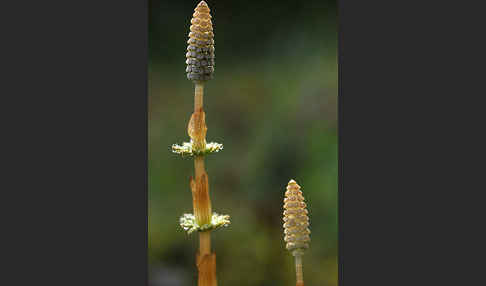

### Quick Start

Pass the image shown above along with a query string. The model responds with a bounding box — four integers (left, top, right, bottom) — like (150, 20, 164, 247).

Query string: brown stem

(194, 156, 206, 179)
(191, 82, 216, 286)
(197, 251, 217, 286)
(195, 82, 204, 112)
(199, 231, 211, 256)
(294, 254, 304, 286)
(192, 157, 211, 225)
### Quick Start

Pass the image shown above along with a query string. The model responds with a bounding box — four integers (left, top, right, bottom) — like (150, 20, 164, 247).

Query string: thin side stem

(294, 254, 304, 286)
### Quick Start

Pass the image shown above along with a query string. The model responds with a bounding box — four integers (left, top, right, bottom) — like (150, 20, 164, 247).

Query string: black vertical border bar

(0, 0, 149, 285)
(338, 0, 343, 281)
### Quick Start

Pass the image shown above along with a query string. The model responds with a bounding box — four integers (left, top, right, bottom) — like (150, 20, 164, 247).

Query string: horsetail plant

(283, 179, 311, 286)
(172, 2, 229, 286)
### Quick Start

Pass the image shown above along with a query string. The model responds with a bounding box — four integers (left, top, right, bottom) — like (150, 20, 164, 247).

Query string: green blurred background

(149, 1, 337, 285)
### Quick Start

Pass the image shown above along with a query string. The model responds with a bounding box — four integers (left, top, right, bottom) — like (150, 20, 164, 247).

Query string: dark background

(149, 1, 337, 285)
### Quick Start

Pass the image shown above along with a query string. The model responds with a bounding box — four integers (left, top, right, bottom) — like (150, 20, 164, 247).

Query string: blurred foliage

(149, 0, 337, 285)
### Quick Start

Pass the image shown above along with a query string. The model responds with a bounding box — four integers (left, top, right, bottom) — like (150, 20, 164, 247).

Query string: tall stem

(195, 82, 204, 112)
(199, 231, 211, 255)
(195, 155, 211, 256)
(192, 82, 216, 286)
(194, 156, 206, 178)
